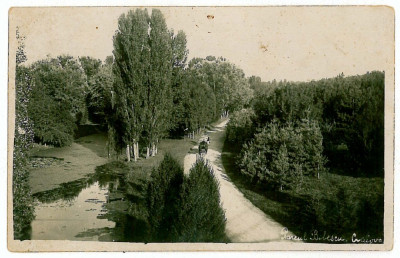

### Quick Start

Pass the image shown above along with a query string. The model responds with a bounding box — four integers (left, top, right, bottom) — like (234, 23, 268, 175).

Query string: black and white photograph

(6, 5, 394, 252)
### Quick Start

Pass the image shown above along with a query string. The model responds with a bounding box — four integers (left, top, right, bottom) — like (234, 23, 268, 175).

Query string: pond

(26, 165, 147, 242)
(31, 181, 115, 241)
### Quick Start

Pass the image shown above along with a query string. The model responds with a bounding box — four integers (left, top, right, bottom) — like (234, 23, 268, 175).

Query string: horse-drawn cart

(199, 140, 208, 157)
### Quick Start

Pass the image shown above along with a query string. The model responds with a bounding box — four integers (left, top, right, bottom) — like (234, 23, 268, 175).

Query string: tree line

(228, 71, 384, 189)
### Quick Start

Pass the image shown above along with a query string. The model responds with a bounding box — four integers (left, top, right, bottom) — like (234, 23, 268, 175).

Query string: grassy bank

(221, 139, 384, 243)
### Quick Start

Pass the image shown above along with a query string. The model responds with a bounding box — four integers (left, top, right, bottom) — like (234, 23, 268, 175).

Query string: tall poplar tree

(145, 9, 173, 157)
(112, 9, 150, 161)
(112, 9, 179, 160)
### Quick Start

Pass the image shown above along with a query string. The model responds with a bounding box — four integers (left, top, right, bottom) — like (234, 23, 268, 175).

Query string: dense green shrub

(27, 56, 87, 146)
(174, 159, 227, 242)
(146, 153, 184, 241)
(226, 108, 256, 147)
(238, 119, 326, 190)
(145, 156, 227, 242)
(13, 66, 35, 239)
(292, 174, 384, 240)
(28, 91, 76, 146)
(322, 72, 384, 176)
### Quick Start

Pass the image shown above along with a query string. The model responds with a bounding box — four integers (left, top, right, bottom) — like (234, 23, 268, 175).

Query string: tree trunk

(133, 144, 137, 162)
(130, 145, 134, 159)
(126, 145, 130, 162)
(133, 142, 136, 161)
(151, 142, 156, 157)
(146, 146, 150, 159)
(135, 142, 139, 161)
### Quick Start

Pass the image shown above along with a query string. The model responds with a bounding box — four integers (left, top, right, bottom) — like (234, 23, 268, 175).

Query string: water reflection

(33, 177, 96, 203)
(31, 181, 115, 240)
(28, 163, 142, 241)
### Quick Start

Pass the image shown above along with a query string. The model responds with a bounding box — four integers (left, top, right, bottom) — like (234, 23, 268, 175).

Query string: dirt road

(183, 119, 293, 243)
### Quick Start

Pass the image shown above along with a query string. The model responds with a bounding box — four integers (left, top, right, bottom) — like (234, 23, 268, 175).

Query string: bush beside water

(146, 154, 185, 241)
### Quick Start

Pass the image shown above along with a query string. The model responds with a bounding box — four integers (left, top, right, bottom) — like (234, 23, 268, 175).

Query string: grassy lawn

(126, 137, 198, 176)
(75, 132, 108, 158)
(124, 119, 227, 177)
(28, 136, 108, 194)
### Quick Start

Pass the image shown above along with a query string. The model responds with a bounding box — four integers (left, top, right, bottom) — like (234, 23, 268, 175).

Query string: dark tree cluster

(229, 71, 384, 185)
(146, 155, 227, 242)
(239, 119, 326, 191)
(26, 56, 86, 146)
(251, 71, 384, 177)
(17, 54, 114, 147)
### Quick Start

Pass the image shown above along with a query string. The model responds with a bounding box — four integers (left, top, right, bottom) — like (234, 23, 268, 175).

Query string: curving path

(183, 119, 294, 243)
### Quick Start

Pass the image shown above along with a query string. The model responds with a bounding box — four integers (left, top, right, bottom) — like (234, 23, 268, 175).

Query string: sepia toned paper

(7, 6, 395, 252)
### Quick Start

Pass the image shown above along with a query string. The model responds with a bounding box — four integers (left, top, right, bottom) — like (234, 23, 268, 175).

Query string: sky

(10, 6, 394, 82)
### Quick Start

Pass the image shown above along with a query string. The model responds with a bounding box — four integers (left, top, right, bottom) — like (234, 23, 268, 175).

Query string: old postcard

(7, 6, 394, 251)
